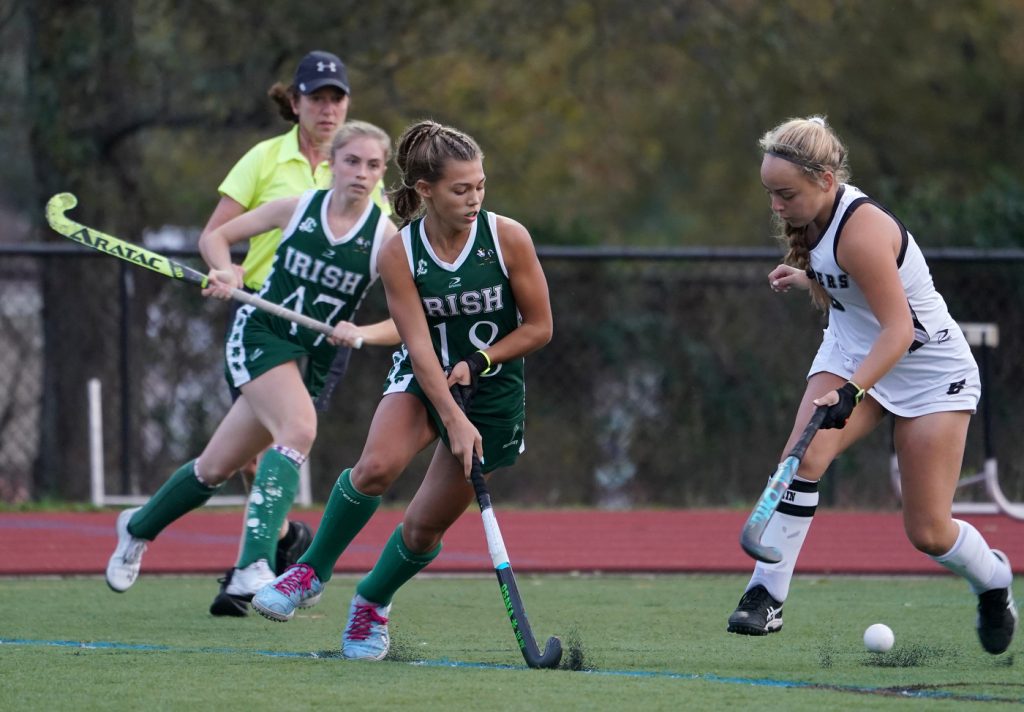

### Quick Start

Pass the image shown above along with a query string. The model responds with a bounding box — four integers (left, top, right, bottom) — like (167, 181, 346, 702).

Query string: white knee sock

(931, 519, 1012, 594)
(746, 476, 819, 602)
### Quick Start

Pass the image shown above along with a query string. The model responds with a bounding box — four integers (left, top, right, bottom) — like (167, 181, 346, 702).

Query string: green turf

(0, 574, 1020, 710)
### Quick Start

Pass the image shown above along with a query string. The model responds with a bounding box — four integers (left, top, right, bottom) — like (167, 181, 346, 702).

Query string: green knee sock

(128, 460, 221, 540)
(237, 447, 300, 569)
(356, 524, 441, 606)
(299, 468, 380, 582)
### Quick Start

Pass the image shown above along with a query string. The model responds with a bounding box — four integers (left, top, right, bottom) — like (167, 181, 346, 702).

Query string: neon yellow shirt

(218, 124, 391, 289)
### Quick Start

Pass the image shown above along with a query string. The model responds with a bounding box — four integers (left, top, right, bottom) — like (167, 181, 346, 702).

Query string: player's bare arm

(489, 216, 553, 363)
(199, 197, 301, 298)
(326, 318, 399, 348)
(445, 217, 551, 391)
(768, 263, 811, 292)
(199, 194, 246, 239)
(337, 223, 402, 347)
(835, 205, 915, 391)
(326, 223, 402, 348)
(353, 318, 401, 346)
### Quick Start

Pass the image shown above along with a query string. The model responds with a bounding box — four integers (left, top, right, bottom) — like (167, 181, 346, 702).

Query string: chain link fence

(2, 245, 1022, 509)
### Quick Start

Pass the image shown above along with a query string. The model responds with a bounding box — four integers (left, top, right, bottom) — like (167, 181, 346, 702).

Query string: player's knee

(401, 520, 442, 555)
(350, 455, 401, 496)
(193, 458, 233, 487)
(276, 422, 317, 454)
(793, 459, 827, 481)
(795, 440, 839, 480)
(904, 521, 951, 556)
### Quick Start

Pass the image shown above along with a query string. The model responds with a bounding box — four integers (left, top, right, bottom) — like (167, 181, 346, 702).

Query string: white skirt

(807, 326, 980, 417)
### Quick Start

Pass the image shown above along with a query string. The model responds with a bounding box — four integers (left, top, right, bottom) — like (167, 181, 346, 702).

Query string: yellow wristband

(847, 380, 866, 404)
(476, 349, 492, 375)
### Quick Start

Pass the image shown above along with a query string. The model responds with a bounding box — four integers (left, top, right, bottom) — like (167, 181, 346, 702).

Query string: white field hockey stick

(449, 384, 562, 669)
(45, 192, 363, 348)
(739, 405, 828, 563)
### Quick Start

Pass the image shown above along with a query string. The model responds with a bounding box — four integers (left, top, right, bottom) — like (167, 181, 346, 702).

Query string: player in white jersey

(805, 183, 980, 417)
(726, 116, 1016, 655)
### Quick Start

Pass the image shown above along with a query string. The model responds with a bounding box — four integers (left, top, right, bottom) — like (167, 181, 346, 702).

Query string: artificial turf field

(1, 574, 1020, 710)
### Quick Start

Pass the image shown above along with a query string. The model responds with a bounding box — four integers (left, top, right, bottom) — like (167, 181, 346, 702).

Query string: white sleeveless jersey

(806, 184, 979, 417)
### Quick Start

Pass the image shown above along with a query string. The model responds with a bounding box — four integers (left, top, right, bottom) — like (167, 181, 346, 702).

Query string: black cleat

(209, 560, 275, 617)
(275, 521, 314, 575)
(210, 568, 251, 617)
(977, 550, 1018, 655)
(727, 584, 784, 635)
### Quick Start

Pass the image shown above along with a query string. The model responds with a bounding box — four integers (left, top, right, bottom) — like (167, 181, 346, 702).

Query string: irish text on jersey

(421, 285, 505, 317)
(283, 245, 365, 295)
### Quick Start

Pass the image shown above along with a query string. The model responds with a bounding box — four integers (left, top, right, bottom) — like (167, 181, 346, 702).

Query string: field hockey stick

(313, 345, 352, 412)
(450, 384, 563, 669)
(740, 405, 828, 564)
(45, 192, 363, 348)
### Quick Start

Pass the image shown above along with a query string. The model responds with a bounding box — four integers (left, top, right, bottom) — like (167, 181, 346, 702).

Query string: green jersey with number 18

(384, 210, 525, 424)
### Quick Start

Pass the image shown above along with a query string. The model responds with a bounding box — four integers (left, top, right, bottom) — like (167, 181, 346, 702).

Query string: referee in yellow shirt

(201, 50, 391, 617)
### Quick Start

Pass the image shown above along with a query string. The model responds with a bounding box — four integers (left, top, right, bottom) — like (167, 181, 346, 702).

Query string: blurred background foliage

(3, 0, 1023, 247)
(1, 0, 1022, 505)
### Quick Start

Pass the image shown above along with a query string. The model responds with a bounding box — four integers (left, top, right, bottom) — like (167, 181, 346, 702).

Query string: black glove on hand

(451, 350, 491, 414)
(820, 381, 865, 430)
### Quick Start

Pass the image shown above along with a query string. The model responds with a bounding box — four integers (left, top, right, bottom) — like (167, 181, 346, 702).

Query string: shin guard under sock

(237, 446, 301, 569)
(746, 476, 819, 601)
(299, 468, 381, 582)
(356, 524, 441, 606)
(128, 460, 221, 541)
(932, 519, 1012, 594)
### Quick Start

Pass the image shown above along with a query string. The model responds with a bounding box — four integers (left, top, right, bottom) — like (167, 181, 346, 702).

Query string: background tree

(4, 0, 1023, 500)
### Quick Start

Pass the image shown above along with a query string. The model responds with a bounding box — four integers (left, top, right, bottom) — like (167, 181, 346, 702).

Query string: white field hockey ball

(863, 623, 894, 652)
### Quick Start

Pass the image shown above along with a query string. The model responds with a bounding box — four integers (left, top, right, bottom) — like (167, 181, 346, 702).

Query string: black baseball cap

(294, 51, 350, 95)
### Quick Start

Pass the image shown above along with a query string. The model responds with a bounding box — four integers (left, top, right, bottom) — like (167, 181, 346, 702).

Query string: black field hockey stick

(740, 405, 828, 564)
(313, 345, 352, 412)
(450, 384, 562, 669)
(45, 192, 363, 347)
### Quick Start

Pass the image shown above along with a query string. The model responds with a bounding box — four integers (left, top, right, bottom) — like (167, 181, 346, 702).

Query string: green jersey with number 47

(226, 188, 390, 395)
(384, 210, 525, 424)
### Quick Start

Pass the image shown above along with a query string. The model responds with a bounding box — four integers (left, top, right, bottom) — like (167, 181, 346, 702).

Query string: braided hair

(760, 116, 850, 311)
(390, 120, 482, 225)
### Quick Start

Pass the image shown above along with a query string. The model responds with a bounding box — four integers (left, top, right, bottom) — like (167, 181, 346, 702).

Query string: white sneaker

(342, 594, 392, 660)
(224, 559, 276, 597)
(252, 564, 325, 622)
(106, 507, 148, 592)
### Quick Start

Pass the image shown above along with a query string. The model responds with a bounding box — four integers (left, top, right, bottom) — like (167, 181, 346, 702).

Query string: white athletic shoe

(106, 507, 148, 592)
(224, 559, 276, 598)
(252, 564, 325, 622)
(342, 594, 392, 660)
